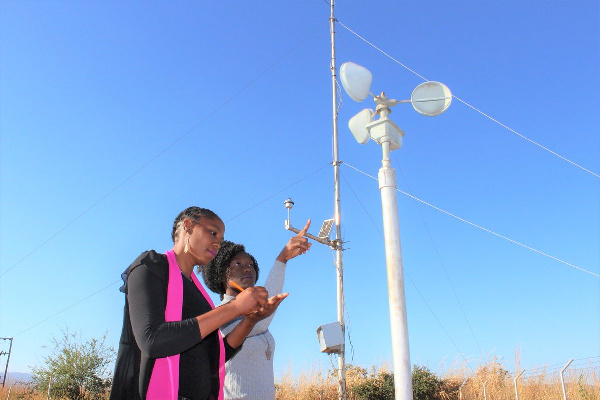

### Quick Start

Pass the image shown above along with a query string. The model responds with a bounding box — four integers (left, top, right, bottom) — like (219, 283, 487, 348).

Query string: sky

(1, 0, 599, 382)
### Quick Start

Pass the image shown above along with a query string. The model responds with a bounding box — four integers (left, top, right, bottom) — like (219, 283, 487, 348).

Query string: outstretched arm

(253, 219, 311, 334)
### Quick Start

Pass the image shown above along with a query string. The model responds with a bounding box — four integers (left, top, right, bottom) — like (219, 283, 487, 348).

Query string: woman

(202, 220, 311, 399)
(110, 206, 287, 400)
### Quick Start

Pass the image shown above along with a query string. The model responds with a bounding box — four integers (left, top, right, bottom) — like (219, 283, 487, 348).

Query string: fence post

(483, 380, 487, 400)
(559, 359, 573, 400)
(459, 379, 467, 400)
(47, 376, 53, 400)
(6, 382, 16, 400)
(514, 369, 524, 400)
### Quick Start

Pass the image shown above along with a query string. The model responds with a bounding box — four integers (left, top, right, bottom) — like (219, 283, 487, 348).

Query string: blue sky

(1, 0, 598, 380)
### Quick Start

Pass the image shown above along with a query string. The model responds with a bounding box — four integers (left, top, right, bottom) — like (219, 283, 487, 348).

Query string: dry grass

(1, 359, 597, 399)
(275, 358, 600, 400)
(0, 382, 43, 400)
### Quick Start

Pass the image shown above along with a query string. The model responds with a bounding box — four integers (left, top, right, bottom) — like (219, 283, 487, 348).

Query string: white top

(220, 260, 286, 400)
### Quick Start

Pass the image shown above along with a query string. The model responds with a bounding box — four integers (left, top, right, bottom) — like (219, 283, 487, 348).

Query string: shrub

(350, 364, 443, 400)
(412, 365, 443, 400)
(31, 328, 115, 400)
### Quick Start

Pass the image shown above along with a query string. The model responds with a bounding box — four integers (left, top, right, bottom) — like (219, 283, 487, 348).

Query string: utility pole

(329, 0, 347, 398)
(1, 337, 14, 387)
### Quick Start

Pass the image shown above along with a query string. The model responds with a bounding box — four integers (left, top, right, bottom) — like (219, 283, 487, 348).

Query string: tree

(31, 329, 115, 400)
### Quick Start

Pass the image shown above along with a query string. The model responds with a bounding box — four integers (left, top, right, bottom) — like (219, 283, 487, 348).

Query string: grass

(1, 359, 598, 399)
(275, 358, 600, 400)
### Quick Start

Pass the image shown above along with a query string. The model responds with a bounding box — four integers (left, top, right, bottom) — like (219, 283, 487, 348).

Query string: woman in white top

(201, 220, 311, 400)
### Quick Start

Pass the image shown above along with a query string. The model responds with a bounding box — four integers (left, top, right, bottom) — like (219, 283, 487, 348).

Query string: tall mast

(329, 1, 347, 399)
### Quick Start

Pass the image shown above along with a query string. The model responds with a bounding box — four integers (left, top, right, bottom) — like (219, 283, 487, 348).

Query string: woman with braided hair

(110, 206, 287, 400)
(202, 220, 311, 400)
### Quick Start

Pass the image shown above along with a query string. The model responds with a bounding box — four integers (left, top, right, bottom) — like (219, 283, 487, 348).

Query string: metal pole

(47, 376, 53, 400)
(7, 382, 16, 400)
(483, 380, 487, 400)
(329, 1, 346, 399)
(560, 358, 573, 400)
(377, 109, 412, 400)
(514, 369, 524, 400)
(459, 379, 467, 400)
(1, 338, 13, 388)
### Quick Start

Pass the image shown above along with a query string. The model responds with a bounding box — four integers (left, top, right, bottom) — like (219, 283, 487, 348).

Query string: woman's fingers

(297, 219, 311, 237)
(235, 286, 269, 315)
(277, 223, 312, 262)
(250, 293, 289, 320)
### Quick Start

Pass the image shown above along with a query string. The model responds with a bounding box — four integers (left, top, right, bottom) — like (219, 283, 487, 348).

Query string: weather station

(282, 2, 452, 399)
(339, 60, 452, 400)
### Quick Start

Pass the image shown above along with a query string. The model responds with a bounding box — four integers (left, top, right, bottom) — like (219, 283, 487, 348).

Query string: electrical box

(316, 322, 343, 354)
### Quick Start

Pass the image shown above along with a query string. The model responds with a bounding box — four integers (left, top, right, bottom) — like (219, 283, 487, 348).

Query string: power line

(0, 23, 324, 280)
(14, 280, 120, 337)
(392, 161, 484, 357)
(340, 172, 475, 371)
(343, 162, 599, 278)
(336, 20, 600, 179)
(225, 163, 330, 223)
(9, 165, 329, 337)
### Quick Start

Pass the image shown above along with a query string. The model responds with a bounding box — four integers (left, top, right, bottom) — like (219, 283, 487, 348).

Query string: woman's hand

(245, 293, 289, 323)
(231, 286, 268, 316)
(224, 292, 289, 349)
(276, 219, 312, 263)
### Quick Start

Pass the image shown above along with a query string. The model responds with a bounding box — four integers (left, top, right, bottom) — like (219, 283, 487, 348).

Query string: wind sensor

(341, 61, 452, 150)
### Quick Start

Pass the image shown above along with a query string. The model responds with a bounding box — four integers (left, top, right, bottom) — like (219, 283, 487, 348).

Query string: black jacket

(110, 251, 237, 400)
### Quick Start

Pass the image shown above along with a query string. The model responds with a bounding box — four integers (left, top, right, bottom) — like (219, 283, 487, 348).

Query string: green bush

(350, 364, 443, 400)
(412, 365, 442, 400)
(31, 328, 115, 400)
(350, 369, 394, 400)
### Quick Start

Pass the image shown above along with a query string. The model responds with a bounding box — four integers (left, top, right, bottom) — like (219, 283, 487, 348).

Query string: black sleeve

(127, 263, 203, 359)
(224, 338, 241, 362)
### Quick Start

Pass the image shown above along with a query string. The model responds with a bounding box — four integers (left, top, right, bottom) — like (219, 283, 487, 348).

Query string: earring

(184, 235, 190, 254)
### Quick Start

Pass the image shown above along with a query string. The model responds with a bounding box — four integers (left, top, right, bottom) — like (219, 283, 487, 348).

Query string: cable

(14, 280, 121, 337)
(573, 355, 600, 362)
(452, 96, 600, 179)
(336, 21, 427, 81)
(225, 163, 330, 223)
(340, 171, 475, 371)
(393, 161, 484, 357)
(340, 172, 380, 233)
(407, 269, 474, 369)
(7, 165, 329, 338)
(571, 361, 600, 371)
(328, 248, 354, 365)
(518, 358, 600, 379)
(343, 162, 599, 278)
(336, 20, 600, 179)
(0, 23, 325, 280)
(328, 353, 339, 374)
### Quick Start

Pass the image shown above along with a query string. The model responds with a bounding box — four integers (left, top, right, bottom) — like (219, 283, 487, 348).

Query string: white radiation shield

(340, 62, 372, 102)
(411, 81, 452, 116)
(348, 108, 374, 144)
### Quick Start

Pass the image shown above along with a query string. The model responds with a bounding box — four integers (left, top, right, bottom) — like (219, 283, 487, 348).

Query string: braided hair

(171, 206, 221, 243)
(202, 240, 259, 296)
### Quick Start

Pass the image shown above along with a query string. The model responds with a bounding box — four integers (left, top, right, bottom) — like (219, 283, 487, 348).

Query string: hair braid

(171, 206, 221, 243)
